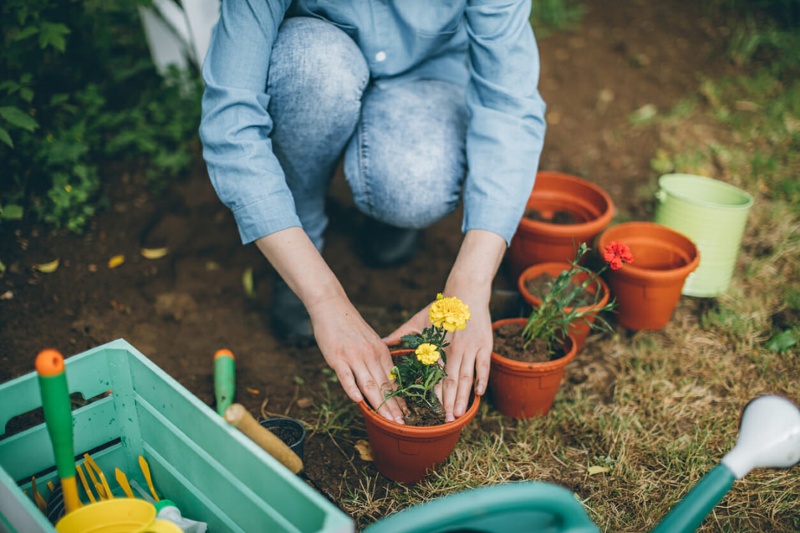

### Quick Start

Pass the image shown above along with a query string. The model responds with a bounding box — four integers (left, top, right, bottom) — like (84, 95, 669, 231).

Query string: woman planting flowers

(383, 294, 471, 426)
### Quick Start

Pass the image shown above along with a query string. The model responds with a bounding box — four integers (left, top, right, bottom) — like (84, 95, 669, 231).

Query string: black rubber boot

(361, 220, 420, 268)
(270, 277, 315, 345)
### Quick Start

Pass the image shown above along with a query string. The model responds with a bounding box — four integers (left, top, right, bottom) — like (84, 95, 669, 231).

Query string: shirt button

(375, 51, 387, 62)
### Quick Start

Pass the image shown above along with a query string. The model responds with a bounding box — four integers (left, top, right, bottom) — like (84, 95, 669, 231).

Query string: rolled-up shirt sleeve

(200, 0, 298, 244)
(462, 0, 547, 246)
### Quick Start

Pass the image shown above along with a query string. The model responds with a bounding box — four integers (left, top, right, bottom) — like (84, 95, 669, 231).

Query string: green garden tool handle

(651, 464, 735, 533)
(35, 349, 82, 513)
(214, 349, 236, 416)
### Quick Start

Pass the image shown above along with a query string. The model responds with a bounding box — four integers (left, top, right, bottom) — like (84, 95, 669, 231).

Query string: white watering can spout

(722, 395, 800, 478)
(653, 394, 800, 533)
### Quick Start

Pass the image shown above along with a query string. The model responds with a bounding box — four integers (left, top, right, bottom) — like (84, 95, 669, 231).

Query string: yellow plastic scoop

(138, 456, 160, 502)
(114, 468, 135, 498)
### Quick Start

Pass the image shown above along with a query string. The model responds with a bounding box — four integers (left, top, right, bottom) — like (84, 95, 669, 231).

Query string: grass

(530, 0, 584, 37)
(304, 3, 800, 532)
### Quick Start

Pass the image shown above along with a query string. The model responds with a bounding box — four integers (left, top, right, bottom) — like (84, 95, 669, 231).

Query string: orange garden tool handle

(224, 403, 303, 474)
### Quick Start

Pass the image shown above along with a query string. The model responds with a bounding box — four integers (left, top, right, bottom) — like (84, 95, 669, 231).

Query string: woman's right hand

(307, 294, 407, 424)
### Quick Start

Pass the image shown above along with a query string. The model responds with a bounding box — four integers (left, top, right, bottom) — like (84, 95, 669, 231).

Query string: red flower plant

(521, 241, 632, 354)
(603, 241, 634, 270)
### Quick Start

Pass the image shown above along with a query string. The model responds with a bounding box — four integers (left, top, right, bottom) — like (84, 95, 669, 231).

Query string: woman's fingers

(355, 363, 406, 423)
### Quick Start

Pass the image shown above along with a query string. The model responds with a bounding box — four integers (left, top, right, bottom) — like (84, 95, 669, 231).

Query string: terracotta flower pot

(517, 262, 611, 353)
(357, 350, 480, 484)
(488, 318, 578, 419)
(597, 222, 700, 330)
(507, 171, 614, 280)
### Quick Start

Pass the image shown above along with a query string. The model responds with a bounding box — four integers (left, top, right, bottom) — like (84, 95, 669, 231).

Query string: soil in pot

(384, 350, 447, 426)
(402, 395, 446, 427)
(492, 322, 567, 364)
(524, 208, 581, 225)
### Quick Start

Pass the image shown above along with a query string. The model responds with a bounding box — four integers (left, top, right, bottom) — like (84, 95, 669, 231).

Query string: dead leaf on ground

(588, 465, 611, 476)
(242, 267, 255, 298)
(0, 291, 13, 300)
(34, 259, 60, 273)
(355, 439, 373, 462)
(296, 397, 314, 409)
(141, 247, 169, 259)
(108, 255, 125, 269)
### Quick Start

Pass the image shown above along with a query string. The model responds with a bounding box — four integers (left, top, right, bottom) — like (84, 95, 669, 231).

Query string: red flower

(603, 241, 634, 270)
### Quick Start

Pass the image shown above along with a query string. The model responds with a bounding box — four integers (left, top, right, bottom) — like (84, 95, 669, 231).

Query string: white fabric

(140, 0, 220, 74)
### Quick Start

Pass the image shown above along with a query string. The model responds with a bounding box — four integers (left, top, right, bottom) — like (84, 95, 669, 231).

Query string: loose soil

(492, 322, 565, 364)
(0, 0, 736, 527)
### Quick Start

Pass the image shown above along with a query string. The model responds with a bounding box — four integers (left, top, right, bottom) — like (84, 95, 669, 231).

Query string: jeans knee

(353, 162, 462, 229)
(269, 17, 369, 107)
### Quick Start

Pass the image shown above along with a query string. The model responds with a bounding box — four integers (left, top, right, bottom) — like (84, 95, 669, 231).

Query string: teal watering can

(364, 395, 800, 533)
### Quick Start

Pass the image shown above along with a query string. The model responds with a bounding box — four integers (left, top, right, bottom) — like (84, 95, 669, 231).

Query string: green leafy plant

(1, 0, 201, 233)
(522, 242, 632, 355)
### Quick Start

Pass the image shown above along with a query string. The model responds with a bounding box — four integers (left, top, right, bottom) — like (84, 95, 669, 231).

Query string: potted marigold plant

(357, 294, 481, 483)
(489, 241, 633, 419)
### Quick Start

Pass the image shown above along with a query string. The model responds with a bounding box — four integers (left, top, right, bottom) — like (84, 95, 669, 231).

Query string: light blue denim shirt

(200, 0, 546, 245)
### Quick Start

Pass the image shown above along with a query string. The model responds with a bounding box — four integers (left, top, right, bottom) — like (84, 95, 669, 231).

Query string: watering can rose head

(521, 242, 633, 354)
(384, 295, 471, 408)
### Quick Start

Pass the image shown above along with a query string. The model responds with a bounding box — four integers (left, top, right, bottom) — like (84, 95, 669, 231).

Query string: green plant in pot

(517, 242, 629, 355)
(490, 242, 633, 418)
(357, 294, 480, 483)
(384, 293, 472, 426)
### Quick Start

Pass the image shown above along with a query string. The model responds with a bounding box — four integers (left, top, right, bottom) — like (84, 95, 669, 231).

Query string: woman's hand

(308, 293, 407, 424)
(256, 228, 405, 423)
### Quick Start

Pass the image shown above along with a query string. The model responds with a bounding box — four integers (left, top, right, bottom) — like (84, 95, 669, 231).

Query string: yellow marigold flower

(429, 294, 471, 332)
(415, 343, 440, 365)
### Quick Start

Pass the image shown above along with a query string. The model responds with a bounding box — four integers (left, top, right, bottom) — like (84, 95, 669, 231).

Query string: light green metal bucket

(654, 174, 753, 297)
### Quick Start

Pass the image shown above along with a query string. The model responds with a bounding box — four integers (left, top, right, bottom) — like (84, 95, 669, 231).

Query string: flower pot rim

(517, 261, 611, 312)
(490, 317, 578, 372)
(517, 171, 614, 235)
(357, 394, 481, 435)
(597, 222, 700, 281)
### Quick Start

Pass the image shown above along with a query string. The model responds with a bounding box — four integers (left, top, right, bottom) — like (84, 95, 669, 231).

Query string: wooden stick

(224, 403, 303, 474)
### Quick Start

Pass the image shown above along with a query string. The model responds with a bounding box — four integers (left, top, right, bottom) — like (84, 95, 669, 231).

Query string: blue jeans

(267, 17, 468, 251)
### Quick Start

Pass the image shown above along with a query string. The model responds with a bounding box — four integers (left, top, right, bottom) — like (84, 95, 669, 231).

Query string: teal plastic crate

(0, 339, 354, 533)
